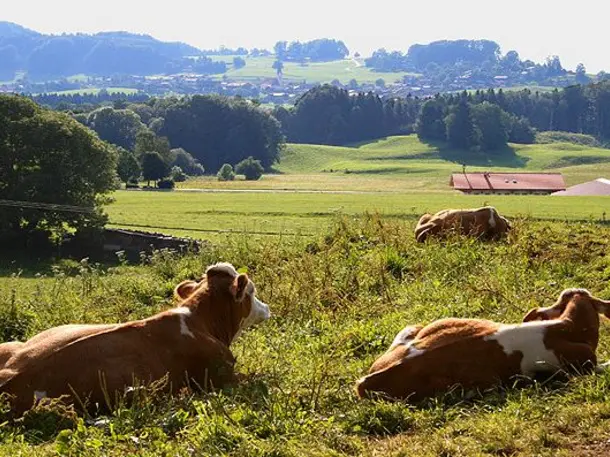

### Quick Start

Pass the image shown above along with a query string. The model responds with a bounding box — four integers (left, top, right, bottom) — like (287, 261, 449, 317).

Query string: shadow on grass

(345, 167, 438, 175)
(421, 139, 531, 168)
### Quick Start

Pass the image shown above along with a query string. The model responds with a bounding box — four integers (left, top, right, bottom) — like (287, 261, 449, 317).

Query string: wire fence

(0, 199, 96, 214)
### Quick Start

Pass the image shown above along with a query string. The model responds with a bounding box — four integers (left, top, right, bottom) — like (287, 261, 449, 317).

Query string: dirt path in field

(128, 188, 382, 194)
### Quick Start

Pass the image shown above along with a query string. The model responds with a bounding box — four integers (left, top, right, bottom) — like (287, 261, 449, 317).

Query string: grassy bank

(1, 217, 610, 455)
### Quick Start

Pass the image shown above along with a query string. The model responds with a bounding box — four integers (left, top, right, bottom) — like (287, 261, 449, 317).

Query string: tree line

(272, 80, 610, 152)
(365, 39, 591, 87)
(74, 94, 284, 185)
(273, 39, 349, 63)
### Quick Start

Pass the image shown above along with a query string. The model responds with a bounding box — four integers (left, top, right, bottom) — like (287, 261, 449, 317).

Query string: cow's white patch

(488, 208, 496, 228)
(34, 390, 47, 400)
(206, 262, 238, 277)
(389, 325, 421, 350)
(484, 320, 561, 376)
(170, 307, 195, 338)
(405, 346, 425, 359)
(233, 288, 270, 342)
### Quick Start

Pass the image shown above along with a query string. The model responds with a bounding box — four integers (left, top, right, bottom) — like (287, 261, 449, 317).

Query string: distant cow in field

(0, 263, 270, 415)
(356, 289, 610, 401)
(414, 206, 511, 242)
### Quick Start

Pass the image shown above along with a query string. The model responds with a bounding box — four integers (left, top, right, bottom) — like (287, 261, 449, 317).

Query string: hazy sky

(3, 0, 606, 72)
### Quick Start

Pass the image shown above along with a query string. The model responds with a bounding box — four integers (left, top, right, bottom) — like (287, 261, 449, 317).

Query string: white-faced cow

(414, 206, 511, 243)
(0, 263, 270, 415)
(356, 289, 610, 401)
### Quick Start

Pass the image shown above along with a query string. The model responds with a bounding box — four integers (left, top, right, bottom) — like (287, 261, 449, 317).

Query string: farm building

(450, 172, 566, 195)
(552, 178, 610, 196)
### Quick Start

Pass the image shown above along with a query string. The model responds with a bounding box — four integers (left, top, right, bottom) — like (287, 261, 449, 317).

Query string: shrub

(536, 131, 601, 147)
(170, 166, 187, 182)
(235, 156, 264, 181)
(217, 163, 235, 181)
(157, 178, 175, 189)
(126, 178, 140, 189)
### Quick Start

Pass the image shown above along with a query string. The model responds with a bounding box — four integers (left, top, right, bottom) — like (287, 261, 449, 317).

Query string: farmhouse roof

(450, 172, 566, 191)
(552, 178, 610, 196)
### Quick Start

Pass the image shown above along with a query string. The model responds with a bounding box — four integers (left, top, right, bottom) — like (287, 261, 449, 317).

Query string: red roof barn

(450, 172, 566, 195)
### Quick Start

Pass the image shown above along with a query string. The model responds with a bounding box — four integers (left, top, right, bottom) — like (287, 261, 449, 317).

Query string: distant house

(450, 172, 566, 195)
(552, 178, 610, 196)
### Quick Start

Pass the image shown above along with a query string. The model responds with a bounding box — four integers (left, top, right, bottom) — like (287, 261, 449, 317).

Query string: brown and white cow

(356, 289, 610, 401)
(0, 262, 270, 415)
(414, 206, 511, 243)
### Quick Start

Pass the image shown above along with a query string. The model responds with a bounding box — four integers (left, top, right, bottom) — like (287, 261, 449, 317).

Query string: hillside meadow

(208, 55, 421, 84)
(1, 216, 610, 456)
(181, 135, 610, 192)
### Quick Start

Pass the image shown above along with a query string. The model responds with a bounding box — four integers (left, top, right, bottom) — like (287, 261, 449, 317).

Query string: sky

(3, 0, 607, 72)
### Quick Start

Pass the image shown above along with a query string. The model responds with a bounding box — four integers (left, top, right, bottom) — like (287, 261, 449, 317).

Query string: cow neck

(182, 288, 240, 347)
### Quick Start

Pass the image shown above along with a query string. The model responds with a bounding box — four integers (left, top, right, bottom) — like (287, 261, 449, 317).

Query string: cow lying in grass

(0, 263, 270, 415)
(356, 289, 610, 401)
(414, 206, 511, 242)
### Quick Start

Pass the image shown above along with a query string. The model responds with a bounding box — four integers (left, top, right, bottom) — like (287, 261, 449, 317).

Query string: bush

(126, 178, 140, 189)
(535, 131, 601, 147)
(157, 178, 175, 189)
(170, 166, 187, 182)
(235, 156, 264, 181)
(217, 163, 235, 181)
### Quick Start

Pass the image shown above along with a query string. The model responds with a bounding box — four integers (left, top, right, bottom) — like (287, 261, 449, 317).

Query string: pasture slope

(208, 55, 421, 84)
(132, 134, 610, 240)
(1, 217, 610, 455)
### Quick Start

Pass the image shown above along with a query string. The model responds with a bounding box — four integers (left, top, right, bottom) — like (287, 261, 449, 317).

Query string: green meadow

(1, 135, 610, 455)
(209, 55, 421, 84)
(1, 217, 610, 456)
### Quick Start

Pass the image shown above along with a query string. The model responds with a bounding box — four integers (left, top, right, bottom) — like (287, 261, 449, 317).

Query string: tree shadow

(421, 139, 530, 168)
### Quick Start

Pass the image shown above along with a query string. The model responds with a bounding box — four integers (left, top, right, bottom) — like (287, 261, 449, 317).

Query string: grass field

(209, 55, 421, 84)
(106, 190, 610, 240)
(180, 135, 610, 192)
(1, 217, 610, 455)
(1, 134, 610, 455)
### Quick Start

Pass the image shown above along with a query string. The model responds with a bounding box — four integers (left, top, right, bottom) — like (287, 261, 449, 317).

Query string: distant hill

(0, 21, 202, 80)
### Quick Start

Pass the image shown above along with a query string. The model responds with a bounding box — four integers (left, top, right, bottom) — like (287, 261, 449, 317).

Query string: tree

(0, 95, 117, 246)
(135, 129, 171, 161)
(116, 147, 141, 185)
(508, 116, 536, 144)
(170, 166, 187, 182)
(171, 148, 204, 175)
(233, 56, 246, 69)
(417, 99, 446, 141)
(235, 156, 264, 180)
(274, 41, 287, 61)
(158, 95, 284, 172)
(87, 107, 146, 150)
(445, 95, 478, 150)
(272, 60, 284, 79)
(375, 78, 386, 88)
(217, 163, 235, 181)
(141, 151, 169, 186)
(575, 63, 590, 85)
(471, 102, 510, 150)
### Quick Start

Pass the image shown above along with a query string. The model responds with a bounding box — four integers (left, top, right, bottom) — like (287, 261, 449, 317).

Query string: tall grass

(0, 216, 610, 455)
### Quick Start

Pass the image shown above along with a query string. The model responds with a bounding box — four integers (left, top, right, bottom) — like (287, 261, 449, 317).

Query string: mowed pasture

(106, 190, 610, 239)
(1, 217, 610, 455)
(181, 135, 610, 192)
(208, 55, 421, 84)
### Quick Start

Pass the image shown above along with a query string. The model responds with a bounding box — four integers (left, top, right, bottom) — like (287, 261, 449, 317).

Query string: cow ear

(523, 308, 546, 322)
(232, 274, 249, 302)
(174, 280, 199, 300)
(593, 298, 610, 319)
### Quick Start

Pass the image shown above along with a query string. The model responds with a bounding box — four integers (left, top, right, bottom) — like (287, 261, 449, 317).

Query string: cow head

(174, 263, 270, 344)
(523, 289, 610, 322)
